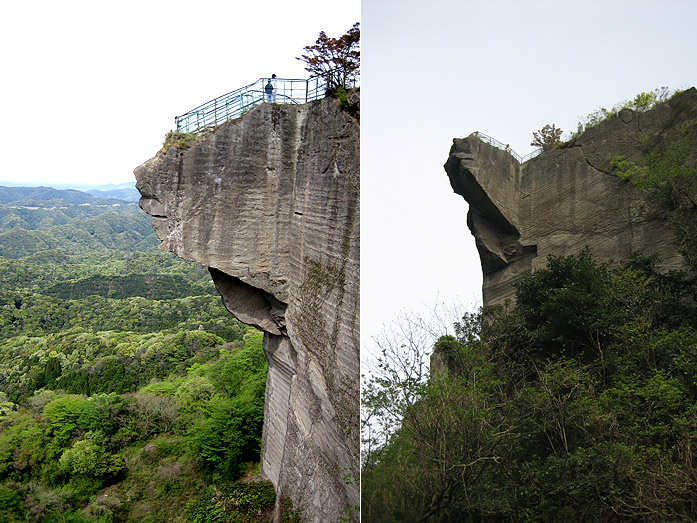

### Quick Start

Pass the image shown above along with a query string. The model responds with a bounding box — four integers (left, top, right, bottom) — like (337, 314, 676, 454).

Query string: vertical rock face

(445, 88, 697, 306)
(135, 94, 359, 522)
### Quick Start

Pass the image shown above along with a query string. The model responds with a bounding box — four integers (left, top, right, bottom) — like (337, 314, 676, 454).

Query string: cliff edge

(135, 93, 359, 522)
(445, 88, 697, 306)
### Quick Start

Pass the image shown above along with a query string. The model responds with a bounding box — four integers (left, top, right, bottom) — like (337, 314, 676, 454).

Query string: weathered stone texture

(135, 94, 359, 522)
(446, 88, 697, 306)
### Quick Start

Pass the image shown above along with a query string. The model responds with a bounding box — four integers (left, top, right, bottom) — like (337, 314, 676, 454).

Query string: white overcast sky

(0, 0, 359, 187)
(361, 0, 697, 358)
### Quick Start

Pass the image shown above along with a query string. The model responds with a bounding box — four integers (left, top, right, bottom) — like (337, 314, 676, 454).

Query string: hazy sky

(361, 0, 697, 355)
(0, 0, 359, 187)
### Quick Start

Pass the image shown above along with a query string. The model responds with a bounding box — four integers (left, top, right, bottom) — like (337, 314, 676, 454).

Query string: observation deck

(175, 74, 334, 134)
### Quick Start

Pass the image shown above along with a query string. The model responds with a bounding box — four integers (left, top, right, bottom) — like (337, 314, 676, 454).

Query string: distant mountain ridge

(0, 181, 136, 190)
(87, 187, 140, 202)
(0, 185, 131, 206)
(0, 185, 148, 250)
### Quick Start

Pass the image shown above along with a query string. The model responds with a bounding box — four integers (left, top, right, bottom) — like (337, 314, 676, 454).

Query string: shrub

(363, 250, 697, 521)
(0, 483, 22, 520)
(161, 131, 196, 153)
(531, 124, 563, 150)
(186, 481, 276, 523)
(574, 87, 678, 138)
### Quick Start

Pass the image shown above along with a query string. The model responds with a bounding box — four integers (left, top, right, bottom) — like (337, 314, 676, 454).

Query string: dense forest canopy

(363, 250, 697, 521)
(0, 187, 286, 522)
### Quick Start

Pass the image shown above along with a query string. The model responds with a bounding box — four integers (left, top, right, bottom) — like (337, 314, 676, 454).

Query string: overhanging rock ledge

(445, 88, 697, 306)
(135, 93, 359, 522)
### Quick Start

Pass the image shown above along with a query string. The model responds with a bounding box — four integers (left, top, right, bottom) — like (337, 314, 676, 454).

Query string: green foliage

(44, 395, 86, 447)
(161, 131, 196, 152)
(572, 86, 678, 139)
(59, 437, 103, 476)
(44, 273, 215, 300)
(363, 250, 697, 522)
(226, 481, 276, 518)
(186, 480, 276, 523)
(0, 336, 267, 518)
(339, 503, 360, 523)
(187, 335, 267, 478)
(0, 211, 158, 259)
(335, 87, 349, 108)
(611, 124, 697, 270)
(610, 154, 643, 181)
(514, 248, 616, 357)
(281, 497, 303, 523)
(626, 87, 673, 111)
(0, 186, 268, 520)
(530, 123, 563, 150)
(0, 483, 23, 520)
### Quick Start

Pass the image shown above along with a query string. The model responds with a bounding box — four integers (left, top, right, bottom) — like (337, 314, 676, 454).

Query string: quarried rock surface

(135, 94, 359, 522)
(445, 88, 697, 306)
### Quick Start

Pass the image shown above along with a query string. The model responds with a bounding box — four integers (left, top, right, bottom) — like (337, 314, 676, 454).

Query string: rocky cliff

(445, 88, 697, 306)
(135, 93, 359, 522)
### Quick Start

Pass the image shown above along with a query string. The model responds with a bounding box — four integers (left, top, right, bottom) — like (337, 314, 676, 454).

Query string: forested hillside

(0, 187, 280, 522)
(362, 88, 697, 522)
(362, 251, 697, 522)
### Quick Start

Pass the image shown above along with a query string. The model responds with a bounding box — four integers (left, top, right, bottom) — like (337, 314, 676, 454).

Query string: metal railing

(472, 131, 542, 164)
(175, 73, 338, 134)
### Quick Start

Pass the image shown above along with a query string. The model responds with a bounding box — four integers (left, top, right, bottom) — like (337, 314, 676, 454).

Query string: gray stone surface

(445, 88, 697, 306)
(135, 94, 359, 522)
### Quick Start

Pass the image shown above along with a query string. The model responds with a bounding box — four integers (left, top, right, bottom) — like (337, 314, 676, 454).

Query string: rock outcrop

(445, 88, 697, 306)
(135, 94, 359, 522)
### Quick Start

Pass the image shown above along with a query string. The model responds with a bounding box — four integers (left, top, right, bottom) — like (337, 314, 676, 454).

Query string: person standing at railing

(265, 74, 277, 103)
(265, 79, 273, 102)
